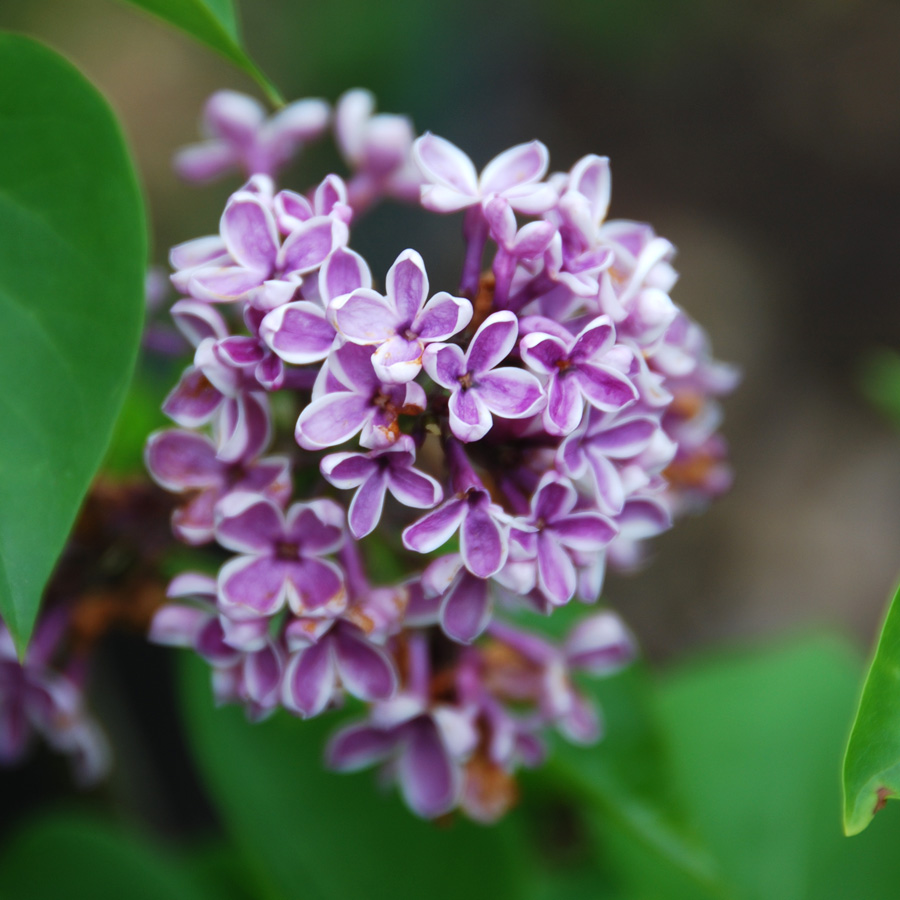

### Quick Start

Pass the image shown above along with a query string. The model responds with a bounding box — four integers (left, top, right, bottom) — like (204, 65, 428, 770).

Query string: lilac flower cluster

(149, 89, 736, 820)
(0, 610, 108, 784)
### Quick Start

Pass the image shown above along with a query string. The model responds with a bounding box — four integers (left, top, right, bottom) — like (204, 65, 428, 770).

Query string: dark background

(2, 0, 900, 838)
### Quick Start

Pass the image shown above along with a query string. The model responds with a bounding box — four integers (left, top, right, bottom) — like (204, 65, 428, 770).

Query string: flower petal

(282, 640, 336, 717)
(320, 246, 371, 302)
(576, 364, 638, 412)
(402, 499, 466, 554)
(386, 249, 429, 325)
(479, 140, 548, 195)
(218, 555, 288, 618)
(466, 311, 519, 373)
(260, 301, 335, 364)
(460, 501, 507, 578)
(440, 571, 491, 643)
(476, 368, 544, 419)
(330, 288, 397, 344)
(215, 492, 284, 554)
(413, 133, 478, 195)
(334, 628, 398, 701)
(221, 194, 278, 272)
(295, 391, 370, 449)
(399, 717, 460, 818)
(145, 429, 222, 491)
(414, 292, 472, 341)
(347, 471, 389, 538)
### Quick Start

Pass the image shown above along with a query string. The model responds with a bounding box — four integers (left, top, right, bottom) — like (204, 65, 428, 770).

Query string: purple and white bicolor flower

(326, 634, 477, 818)
(557, 409, 660, 515)
(335, 89, 422, 208)
(174, 90, 331, 183)
(402, 442, 513, 579)
(511, 472, 618, 606)
(258, 246, 371, 366)
(145, 428, 291, 544)
(321, 436, 443, 539)
(163, 336, 271, 464)
(329, 249, 472, 383)
(520, 315, 638, 436)
(423, 311, 545, 442)
(215, 492, 347, 620)
(182, 182, 347, 304)
(490, 612, 635, 743)
(295, 342, 426, 450)
(413, 134, 557, 216)
(281, 618, 397, 718)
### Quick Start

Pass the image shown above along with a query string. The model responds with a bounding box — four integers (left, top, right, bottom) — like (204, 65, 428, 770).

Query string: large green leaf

(0, 34, 146, 653)
(659, 634, 900, 900)
(844, 582, 900, 835)
(180, 655, 527, 900)
(0, 812, 218, 900)
(117, 0, 283, 105)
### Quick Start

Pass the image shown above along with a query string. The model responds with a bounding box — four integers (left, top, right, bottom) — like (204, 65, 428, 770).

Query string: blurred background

(1, 0, 899, 843)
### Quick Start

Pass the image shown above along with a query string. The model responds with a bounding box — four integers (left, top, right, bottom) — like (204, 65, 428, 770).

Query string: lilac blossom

(295, 342, 426, 450)
(329, 249, 472, 383)
(321, 436, 442, 538)
(0, 611, 108, 784)
(215, 492, 347, 620)
(520, 315, 639, 436)
(423, 311, 544, 442)
(149, 88, 736, 821)
(282, 619, 397, 718)
(335, 89, 422, 209)
(175, 90, 330, 183)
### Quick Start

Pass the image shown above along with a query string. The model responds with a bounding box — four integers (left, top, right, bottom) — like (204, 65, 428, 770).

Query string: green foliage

(0, 812, 222, 900)
(844, 583, 900, 835)
(117, 0, 283, 104)
(0, 34, 146, 654)
(660, 634, 900, 899)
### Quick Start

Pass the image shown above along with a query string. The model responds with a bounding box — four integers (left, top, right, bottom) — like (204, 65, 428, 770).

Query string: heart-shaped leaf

(0, 34, 146, 653)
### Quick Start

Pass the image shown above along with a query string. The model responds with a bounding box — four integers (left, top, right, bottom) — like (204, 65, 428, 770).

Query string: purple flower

(0, 611, 108, 785)
(335, 89, 422, 208)
(258, 246, 370, 366)
(145, 428, 291, 544)
(163, 337, 272, 464)
(295, 342, 426, 450)
(183, 182, 347, 304)
(281, 619, 397, 718)
(215, 492, 347, 619)
(402, 442, 512, 579)
(520, 315, 638, 436)
(488, 612, 635, 743)
(423, 311, 544, 442)
(321, 436, 443, 538)
(174, 90, 330, 182)
(326, 635, 478, 818)
(558, 409, 660, 515)
(413, 133, 557, 215)
(329, 249, 472, 383)
(511, 473, 617, 606)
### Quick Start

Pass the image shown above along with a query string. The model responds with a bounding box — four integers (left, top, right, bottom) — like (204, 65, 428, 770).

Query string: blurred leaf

(859, 348, 900, 427)
(844, 582, 900, 835)
(0, 812, 218, 900)
(549, 665, 732, 900)
(117, 0, 283, 105)
(180, 655, 527, 900)
(659, 633, 900, 900)
(0, 34, 146, 653)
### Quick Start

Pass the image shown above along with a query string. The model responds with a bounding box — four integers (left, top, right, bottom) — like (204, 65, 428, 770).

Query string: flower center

(275, 541, 300, 561)
(457, 371, 474, 390)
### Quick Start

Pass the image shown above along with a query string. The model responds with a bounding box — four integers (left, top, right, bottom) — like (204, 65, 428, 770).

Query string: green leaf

(844, 582, 900, 835)
(548, 665, 732, 900)
(0, 812, 216, 900)
(117, 0, 283, 105)
(180, 655, 527, 900)
(659, 634, 900, 900)
(0, 34, 146, 653)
